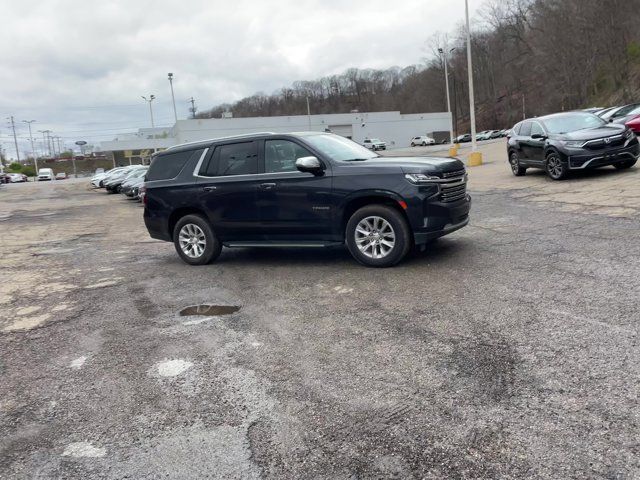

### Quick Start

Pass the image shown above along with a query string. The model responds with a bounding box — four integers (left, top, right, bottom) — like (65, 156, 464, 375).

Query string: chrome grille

(439, 170, 467, 202)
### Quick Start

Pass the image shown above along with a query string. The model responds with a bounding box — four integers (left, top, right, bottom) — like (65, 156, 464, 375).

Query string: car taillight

(140, 185, 147, 204)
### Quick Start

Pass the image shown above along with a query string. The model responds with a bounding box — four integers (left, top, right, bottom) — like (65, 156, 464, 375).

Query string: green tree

(8, 162, 22, 172)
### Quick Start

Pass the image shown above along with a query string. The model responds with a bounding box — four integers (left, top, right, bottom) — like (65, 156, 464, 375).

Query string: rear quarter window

(146, 149, 203, 181)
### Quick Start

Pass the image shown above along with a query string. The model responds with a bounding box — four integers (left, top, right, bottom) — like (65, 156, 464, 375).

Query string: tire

(545, 152, 568, 180)
(173, 214, 221, 266)
(345, 205, 411, 267)
(422, 142, 427, 146)
(509, 151, 526, 176)
(614, 159, 637, 169)
(411, 143, 416, 147)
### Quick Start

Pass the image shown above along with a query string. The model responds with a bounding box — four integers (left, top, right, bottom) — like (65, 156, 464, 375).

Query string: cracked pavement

(1, 145, 639, 478)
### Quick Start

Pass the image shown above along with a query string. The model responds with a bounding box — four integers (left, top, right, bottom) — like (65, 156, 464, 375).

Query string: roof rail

(166, 132, 277, 150)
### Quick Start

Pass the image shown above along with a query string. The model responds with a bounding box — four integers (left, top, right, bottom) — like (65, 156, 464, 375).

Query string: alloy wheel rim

(547, 156, 562, 177)
(179, 224, 206, 258)
(355, 216, 396, 259)
(510, 153, 519, 173)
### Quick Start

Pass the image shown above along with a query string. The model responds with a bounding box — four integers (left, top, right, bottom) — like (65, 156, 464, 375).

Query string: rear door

(516, 121, 532, 162)
(256, 138, 333, 241)
(196, 141, 262, 241)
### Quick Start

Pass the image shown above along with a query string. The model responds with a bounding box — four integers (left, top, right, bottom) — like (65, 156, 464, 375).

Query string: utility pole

(188, 97, 197, 119)
(39, 130, 52, 157)
(7, 116, 20, 162)
(168, 73, 178, 124)
(306, 96, 312, 131)
(438, 47, 455, 144)
(142, 95, 156, 127)
(522, 94, 526, 120)
(465, 0, 482, 166)
(22, 120, 38, 178)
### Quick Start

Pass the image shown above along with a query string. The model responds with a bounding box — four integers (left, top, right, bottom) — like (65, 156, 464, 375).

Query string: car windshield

(303, 134, 379, 161)
(542, 113, 606, 134)
(370, 138, 381, 142)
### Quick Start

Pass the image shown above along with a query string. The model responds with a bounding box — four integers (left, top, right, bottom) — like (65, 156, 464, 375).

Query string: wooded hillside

(197, 0, 640, 133)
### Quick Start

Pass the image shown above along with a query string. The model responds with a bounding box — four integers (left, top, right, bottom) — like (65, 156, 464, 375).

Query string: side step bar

(223, 241, 343, 248)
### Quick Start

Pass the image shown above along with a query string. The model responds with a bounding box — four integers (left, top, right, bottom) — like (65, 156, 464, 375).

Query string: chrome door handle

(203, 186, 217, 192)
(260, 183, 276, 190)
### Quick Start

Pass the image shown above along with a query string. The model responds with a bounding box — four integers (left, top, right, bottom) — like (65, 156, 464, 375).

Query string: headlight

(625, 128, 634, 138)
(560, 140, 584, 148)
(404, 173, 440, 183)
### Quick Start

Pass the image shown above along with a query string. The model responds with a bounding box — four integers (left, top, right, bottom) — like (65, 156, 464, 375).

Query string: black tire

(545, 152, 568, 180)
(411, 143, 416, 147)
(422, 142, 427, 146)
(614, 159, 637, 169)
(345, 205, 411, 267)
(173, 214, 221, 266)
(509, 151, 526, 176)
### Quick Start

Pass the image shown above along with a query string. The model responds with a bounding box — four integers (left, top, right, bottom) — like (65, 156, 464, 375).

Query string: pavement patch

(2, 313, 51, 332)
(179, 305, 241, 316)
(69, 356, 87, 369)
(152, 359, 193, 377)
(62, 442, 106, 458)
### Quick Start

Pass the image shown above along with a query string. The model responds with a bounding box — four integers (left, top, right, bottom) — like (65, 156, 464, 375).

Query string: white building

(100, 111, 451, 164)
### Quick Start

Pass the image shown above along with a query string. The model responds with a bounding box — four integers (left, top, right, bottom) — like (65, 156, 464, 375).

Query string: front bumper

(411, 195, 471, 245)
(567, 138, 640, 169)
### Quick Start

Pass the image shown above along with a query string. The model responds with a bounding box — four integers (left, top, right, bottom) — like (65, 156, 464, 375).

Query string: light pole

(142, 95, 156, 128)
(306, 95, 312, 131)
(7, 116, 20, 162)
(465, 0, 482, 166)
(168, 73, 178, 124)
(438, 47, 455, 144)
(22, 120, 38, 178)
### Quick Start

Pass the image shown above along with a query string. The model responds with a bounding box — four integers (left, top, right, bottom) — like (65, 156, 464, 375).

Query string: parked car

(489, 130, 502, 139)
(454, 134, 472, 143)
(104, 165, 147, 193)
(625, 115, 640, 134)
(475, 131, 493, 141)
(507, 111, 638, 180)
(37, 168, 55, 181)
(55, 172, 68, 180)
(595, 106, 619, 119)
(602, 103, 640, 122)
(121, 168, 148, 196)
(143, 132, 471, 267)
(410, 136, 436, 146)
(363, 138, 387, 151)
(7, 173, 28, 183)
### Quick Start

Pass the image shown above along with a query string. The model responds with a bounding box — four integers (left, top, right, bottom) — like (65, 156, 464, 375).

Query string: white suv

(363, 138, 387, 151)
(410, 136, 436, 146)
(37, 168, 55, 181)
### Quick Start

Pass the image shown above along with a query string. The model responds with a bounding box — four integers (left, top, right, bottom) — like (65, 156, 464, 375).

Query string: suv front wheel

(173, 214, 221, 265)
(546, 152, 568, 180)
(346, 205, 411, 267)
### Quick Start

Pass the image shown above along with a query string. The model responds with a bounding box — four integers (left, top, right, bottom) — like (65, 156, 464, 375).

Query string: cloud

(0, 0, 484, 156)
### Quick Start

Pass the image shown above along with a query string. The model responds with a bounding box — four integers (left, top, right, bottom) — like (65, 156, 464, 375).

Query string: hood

(347, 156, 464, 174)
(555, 123, 626, 141)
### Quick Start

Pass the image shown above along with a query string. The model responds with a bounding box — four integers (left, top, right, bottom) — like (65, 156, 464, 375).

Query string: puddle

(179, 305, 240, 317)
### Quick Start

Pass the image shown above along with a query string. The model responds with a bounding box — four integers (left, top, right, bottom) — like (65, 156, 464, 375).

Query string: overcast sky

(0, 0, 484, 157)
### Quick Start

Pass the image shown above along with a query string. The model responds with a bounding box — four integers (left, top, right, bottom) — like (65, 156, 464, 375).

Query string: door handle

(259, 182, 277, 190)
(203, 186, 217, 192)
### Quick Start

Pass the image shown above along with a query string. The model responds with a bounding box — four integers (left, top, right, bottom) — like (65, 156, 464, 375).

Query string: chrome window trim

(191, 148, 210, 177)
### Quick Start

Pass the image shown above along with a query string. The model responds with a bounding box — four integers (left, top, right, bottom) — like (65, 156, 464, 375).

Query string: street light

(142, 95, 156, 128)
(22, 120, 38, 177)
(465, 0, 482, 166)
(438, 47, 455, 145)
(168, 73, 178, 124)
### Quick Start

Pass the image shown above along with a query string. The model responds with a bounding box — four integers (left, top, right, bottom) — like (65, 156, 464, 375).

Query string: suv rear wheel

(173, 214, 221, 266)
(346, 205, 411, 267)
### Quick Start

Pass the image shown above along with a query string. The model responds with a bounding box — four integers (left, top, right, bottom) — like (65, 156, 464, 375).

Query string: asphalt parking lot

(1, 141, 639, 479)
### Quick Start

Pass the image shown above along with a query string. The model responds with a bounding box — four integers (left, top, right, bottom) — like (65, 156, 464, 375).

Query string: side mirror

(531, 133, 547, 140)
(295, 156, 324, 175)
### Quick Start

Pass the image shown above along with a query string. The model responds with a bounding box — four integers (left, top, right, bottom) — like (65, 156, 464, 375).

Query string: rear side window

(147, 149, 202, 181)
(217, 142, 258, 176)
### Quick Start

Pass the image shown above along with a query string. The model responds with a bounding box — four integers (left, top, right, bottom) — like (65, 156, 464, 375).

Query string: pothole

(179, 305, 240, 317)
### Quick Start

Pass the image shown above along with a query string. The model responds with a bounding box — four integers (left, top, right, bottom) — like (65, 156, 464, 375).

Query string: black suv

(507, 111, 639, 180)
(143, 132, 471, 267)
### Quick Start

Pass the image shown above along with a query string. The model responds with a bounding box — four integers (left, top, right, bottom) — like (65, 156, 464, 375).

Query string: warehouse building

(100, 111, 452, 165)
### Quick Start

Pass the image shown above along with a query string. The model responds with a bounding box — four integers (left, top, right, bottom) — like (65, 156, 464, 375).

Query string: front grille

(439, 169, 467, 202)
(583, 135, 625, 150)
(442, 168, 466, 178)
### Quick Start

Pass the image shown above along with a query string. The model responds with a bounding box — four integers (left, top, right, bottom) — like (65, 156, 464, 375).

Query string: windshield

(304, 134, 379, 161)
(542, 113, 606, 134)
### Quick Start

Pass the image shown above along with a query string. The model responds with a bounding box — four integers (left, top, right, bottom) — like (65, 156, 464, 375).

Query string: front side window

(531, 123, 545, 136)
(302, 133, 378, 162)
(519, 122, 532, 137)
(217, 142, 258, 176)
(264, 140, 313, 173)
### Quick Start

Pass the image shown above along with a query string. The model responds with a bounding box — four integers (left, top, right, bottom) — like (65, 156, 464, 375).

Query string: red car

(625, 115, 640, 134)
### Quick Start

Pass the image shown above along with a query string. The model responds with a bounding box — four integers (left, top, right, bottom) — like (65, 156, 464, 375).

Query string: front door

(196, 141, 262, 241)
(256, 139, 333, 241)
